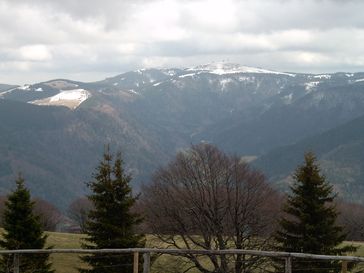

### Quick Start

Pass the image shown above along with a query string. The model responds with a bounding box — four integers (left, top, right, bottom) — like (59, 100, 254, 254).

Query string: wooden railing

(1, 248, 363, 273)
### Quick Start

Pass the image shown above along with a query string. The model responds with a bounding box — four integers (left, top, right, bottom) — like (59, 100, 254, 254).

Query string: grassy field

(345, 241, 364, 256)
(45, 232, 86, 273)
(1, 231, 364, 273)
(46, 233, 364, 273)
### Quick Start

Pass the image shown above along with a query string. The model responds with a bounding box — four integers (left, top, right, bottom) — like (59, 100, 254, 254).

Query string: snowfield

(305, 81, 320, 92)
(31, 89, 91, 109)
(188, 62, 296, 77)
(50, 89, 89, 103)
(313, 74, 331, 79)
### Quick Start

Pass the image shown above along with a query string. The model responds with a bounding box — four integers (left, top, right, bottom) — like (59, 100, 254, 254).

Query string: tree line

(0, 143, 363, 273)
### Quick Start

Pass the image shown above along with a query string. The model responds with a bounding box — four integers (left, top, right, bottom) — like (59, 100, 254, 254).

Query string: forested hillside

(2, 63, 364, 208)
(254, 114, 364, 203)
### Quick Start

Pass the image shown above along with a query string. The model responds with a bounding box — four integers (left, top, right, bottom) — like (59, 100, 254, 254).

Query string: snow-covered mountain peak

(187, 62, 295, 76)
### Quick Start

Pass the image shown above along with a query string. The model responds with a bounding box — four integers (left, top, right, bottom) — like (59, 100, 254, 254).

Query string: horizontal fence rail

(0, 248, 364, 262)
(0, 248, 363, 273)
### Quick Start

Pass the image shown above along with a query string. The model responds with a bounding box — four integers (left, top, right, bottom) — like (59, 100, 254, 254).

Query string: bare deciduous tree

(67, 196, 93, 233)
(33, 198, 62, 231)
(0, 195, 6, 226)
(337, 200, 364, 241)
(141, 144, 282, 273)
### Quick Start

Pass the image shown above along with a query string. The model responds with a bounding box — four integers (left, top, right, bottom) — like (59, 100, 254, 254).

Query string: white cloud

(182, 0, 238, 32)
(19, 45, 52, 62)
(1, 0, 364, 84)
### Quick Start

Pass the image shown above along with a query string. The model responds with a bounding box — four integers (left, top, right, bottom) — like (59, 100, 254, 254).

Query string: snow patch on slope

(31, 89, 90, 109)
(313, 74, 331, 79)
(0, 87, 18, 96)
(220, 78, 234, 91)
(283, 93, 293, 104)
(18, 84, 31, 90)
(162, 69, 177, 76)
(238, 76, 255, 83)
(188, 62, 295, 77)
(50, 89, 89, 103)
(126, 89, 140, 95)
(179, 73, 196, 78)
(0, 85, 43, 96)
(305, 81, 320, 92)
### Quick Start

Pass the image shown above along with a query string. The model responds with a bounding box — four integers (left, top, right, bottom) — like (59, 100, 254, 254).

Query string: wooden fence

(1, 248, 363, 273)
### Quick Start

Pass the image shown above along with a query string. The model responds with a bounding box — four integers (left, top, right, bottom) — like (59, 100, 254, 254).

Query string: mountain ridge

(2, 63, 364, 208)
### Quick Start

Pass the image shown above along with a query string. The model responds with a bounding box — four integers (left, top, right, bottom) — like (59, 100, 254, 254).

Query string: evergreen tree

(80, 148, 145, 273)
(0, 175, 53, 273)
(275, 152, 353, 273)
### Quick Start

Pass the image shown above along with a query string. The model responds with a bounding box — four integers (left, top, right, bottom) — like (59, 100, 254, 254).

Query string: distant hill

(253, 114, 364, 204)
(0, 84, 18, 92)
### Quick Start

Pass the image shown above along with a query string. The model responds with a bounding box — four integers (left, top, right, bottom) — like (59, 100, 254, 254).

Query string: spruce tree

(0, 175, 53, 273)
(80, 148, 144, 273)
(275, 152, 353, 273)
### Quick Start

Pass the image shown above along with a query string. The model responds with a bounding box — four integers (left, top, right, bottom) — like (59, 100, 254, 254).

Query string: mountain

(0, 84, 18, 92)
(2, 62, 364, 208)
(195, 71, 364, 155)
(0, 97, 173, 209)
(253, 114, 364, 204)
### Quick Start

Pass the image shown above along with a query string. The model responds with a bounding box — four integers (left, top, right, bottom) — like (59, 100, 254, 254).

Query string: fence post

(341, 261, 347, 273)
(133, 252, 139, 273)
(13, 254, 19, 273)
(143, 252, 151, 273)
(285, 257, 292, 273)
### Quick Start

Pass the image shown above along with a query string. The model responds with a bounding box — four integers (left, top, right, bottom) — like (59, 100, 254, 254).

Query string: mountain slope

(0, 84, 17, 92)
(0, 99, 169, 209)
(2, 63, 364, 208)
(253, 114, 364, 203)
(199, 73, 364, 155)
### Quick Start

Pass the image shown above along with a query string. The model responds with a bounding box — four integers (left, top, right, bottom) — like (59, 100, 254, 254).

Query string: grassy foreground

(45, 233, 364, 273)
(346, 241, 364, 256)
(45, 232, 86, 273)
(0, 231, 363, 273)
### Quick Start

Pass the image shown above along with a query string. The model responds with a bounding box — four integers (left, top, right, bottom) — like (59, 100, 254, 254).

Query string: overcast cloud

(1, 0, 364, 84)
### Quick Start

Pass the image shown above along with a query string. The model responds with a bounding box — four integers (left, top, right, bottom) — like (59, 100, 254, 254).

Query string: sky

(1, 0, 364, 84)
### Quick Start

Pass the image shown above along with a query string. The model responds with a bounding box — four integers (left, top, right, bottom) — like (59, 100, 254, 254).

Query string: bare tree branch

(141, 144, 282, 273)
